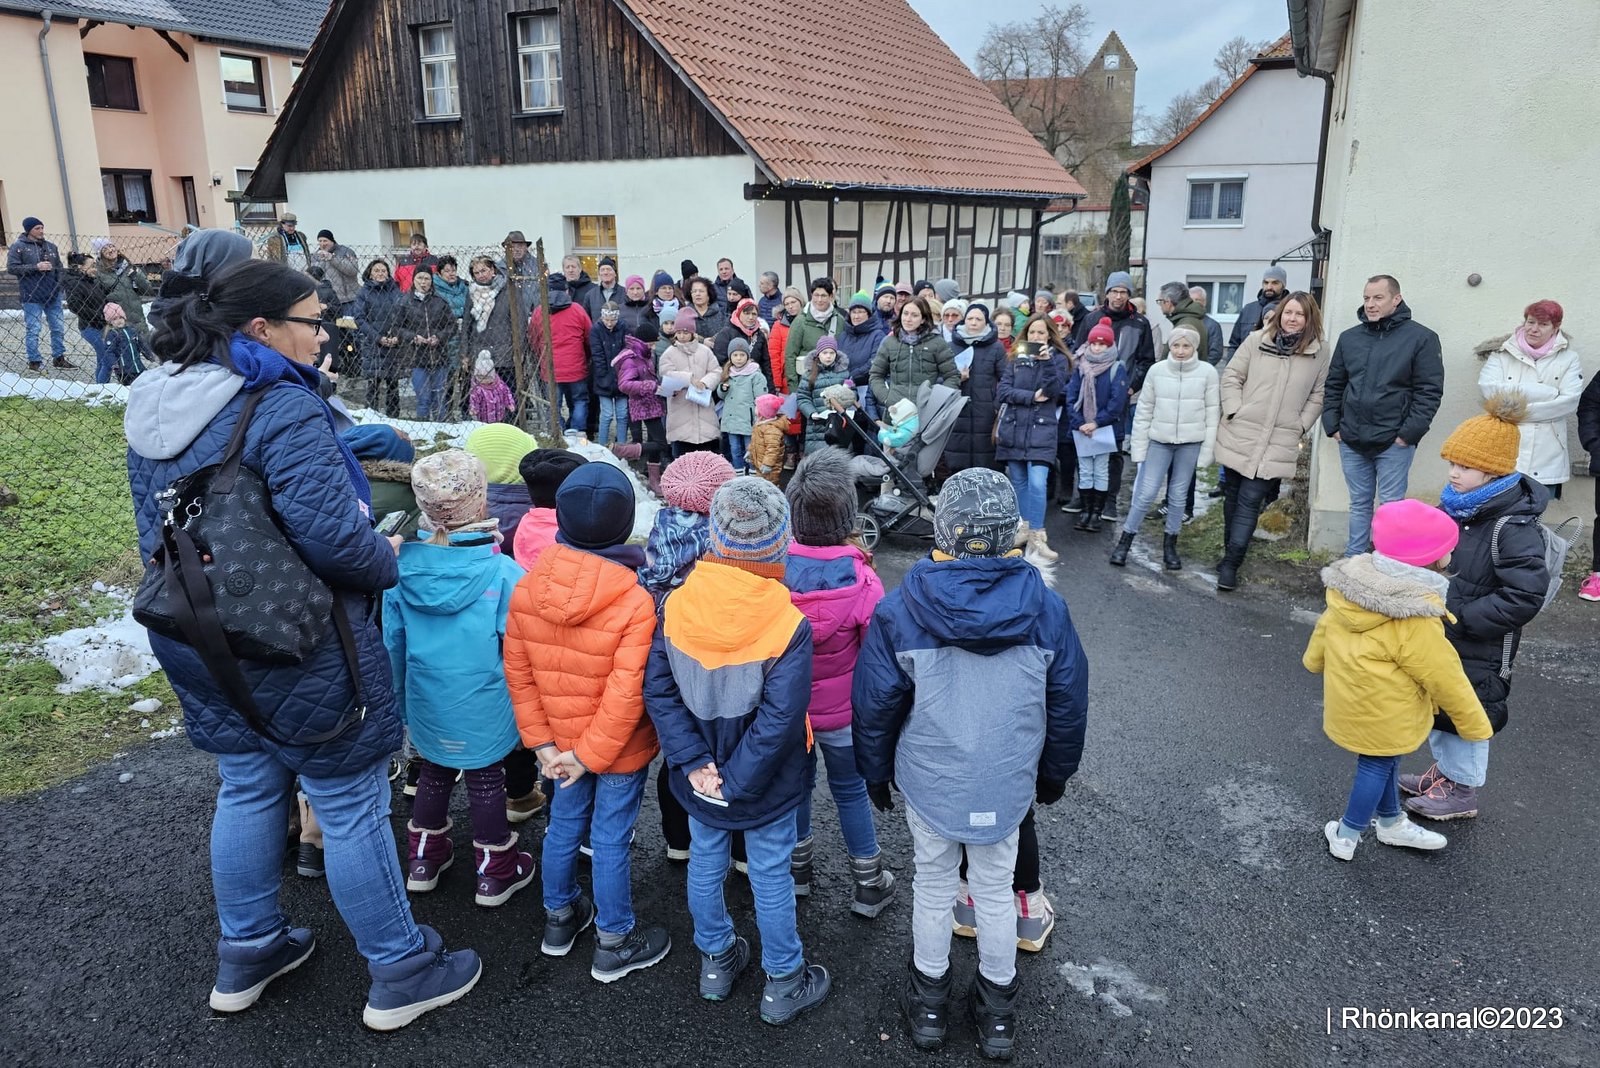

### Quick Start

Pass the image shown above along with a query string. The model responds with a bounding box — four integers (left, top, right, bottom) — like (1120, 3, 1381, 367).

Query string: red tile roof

(616, 0, 1085, 200)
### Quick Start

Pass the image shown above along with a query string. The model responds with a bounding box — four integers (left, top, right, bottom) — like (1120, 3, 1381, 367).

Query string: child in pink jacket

(782, 449, 895, 917)
(513, 449, 588, 570)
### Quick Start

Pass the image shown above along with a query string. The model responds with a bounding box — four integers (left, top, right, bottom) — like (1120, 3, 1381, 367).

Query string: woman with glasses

(128, 259, 480, 1030)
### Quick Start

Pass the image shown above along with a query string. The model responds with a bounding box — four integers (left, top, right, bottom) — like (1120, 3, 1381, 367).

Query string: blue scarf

(218, 333, 373, 508)
(1438, 472, 1521, 519)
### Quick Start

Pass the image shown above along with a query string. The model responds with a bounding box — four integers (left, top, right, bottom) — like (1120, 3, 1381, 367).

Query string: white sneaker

(1373, 815, 1447, 851)
(1324, 820, 1356, 861)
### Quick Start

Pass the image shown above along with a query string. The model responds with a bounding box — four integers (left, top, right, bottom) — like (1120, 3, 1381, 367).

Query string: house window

(566, 215, 618, 276)
(221, 53, 266, 112)
(418, 23, 459, 118)
(290, 62, 303, 85)
(514, 14, 563, 112)
(998, 235, 1016, 290)
(1187, 179, 1246, 223)
(1187, 277, 1248, 318)
(1106, 74, 1115, 90)
(954, 235, 973, 290)
(1039, 234, 1065, 259)
(927, 233, 947, 277)
(102, 169, 155, 223)
(382, 219, 428, 252)
(86, 54, 138, 110)
(234, 168, 275, 224)
(831, 237, 858, 296)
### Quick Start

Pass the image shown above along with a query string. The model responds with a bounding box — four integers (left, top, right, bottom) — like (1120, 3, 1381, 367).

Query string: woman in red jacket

(528, 272, 594, 432)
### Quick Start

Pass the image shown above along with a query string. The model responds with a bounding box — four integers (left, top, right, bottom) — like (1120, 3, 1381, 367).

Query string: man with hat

(852, 468, 1088, 1059)
(1226, 265, 1290, 363)
(6, 217, 70, 371)
(264, 212, 313, 272)
(500, 231, 537, 308)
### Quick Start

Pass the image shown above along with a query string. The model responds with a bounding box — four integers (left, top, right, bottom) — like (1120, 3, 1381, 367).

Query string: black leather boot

(1162, 534, 1182, 570)
(899, 961, 952, 1051)
(1109, 530, 1133, 566)
(1083, 491, 1104, 533)
(1073, 490, 1095, 531)
(969, 971, 1021, 1061)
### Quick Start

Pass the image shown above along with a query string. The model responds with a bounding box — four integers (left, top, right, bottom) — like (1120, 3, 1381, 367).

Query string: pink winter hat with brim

(658, 450, 736, 514)
(1370, 499, 1459, 567)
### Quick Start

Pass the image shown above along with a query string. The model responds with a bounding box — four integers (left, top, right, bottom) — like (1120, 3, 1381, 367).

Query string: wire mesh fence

(1, 227, 570, 573)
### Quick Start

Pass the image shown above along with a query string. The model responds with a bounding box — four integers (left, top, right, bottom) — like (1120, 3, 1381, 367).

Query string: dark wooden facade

(263, 0, 741, 194)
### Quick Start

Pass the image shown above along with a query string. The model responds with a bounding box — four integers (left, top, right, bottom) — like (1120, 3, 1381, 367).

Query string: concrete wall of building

(1308, 0, 1598, 551)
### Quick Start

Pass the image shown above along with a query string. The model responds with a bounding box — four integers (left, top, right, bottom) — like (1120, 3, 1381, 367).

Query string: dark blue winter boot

(362, 925, 481, 1031)
(209, 926, 316, 1012)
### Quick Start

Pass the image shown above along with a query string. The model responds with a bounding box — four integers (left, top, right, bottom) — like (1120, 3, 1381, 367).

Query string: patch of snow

(118, 772, 134, 783)
(37, 599, 161, 694)
(1059, 958, 1169, 1019)
(1203, 777, 1309, 871)
(0, 372, 128, 407)
(128, 697, 163, 715)
(149, 724, 183, 741)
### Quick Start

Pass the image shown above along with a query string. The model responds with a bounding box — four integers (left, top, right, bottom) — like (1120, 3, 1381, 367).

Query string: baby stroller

(843, 381, 967, 550)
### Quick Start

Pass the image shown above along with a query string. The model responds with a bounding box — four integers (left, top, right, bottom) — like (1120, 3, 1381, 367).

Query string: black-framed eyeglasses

(278, 315, 326, 329)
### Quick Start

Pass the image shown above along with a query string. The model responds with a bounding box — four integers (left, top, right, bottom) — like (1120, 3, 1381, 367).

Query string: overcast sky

(909, 0, 1289, 121)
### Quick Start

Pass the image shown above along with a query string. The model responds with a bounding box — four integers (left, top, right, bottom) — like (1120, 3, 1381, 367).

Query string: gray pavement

(2, 510, 1596, 1066)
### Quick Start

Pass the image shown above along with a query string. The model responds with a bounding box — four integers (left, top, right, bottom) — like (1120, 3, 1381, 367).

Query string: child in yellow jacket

(1303, 499, 1493, 861)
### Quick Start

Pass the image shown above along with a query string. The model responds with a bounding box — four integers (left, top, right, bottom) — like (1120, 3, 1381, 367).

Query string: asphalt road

(3, 509, 1596, 1066)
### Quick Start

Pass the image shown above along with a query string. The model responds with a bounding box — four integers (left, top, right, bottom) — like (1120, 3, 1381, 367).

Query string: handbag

(133, 387, 366, 746)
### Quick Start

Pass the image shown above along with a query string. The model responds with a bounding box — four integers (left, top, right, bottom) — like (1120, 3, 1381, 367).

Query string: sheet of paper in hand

(1073, 424, 1117, 457)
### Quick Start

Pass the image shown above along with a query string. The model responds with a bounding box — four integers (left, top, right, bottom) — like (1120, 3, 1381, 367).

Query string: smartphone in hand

(374, 510, 411, 536)
(693, 790, 730, 807)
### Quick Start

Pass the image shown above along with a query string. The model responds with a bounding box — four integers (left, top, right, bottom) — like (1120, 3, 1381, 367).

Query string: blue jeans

(1339, 754, 1402, 834)
(411, 366, 449, 420)
(797, 735, 880, 859)
(597, 394, 629, 446)
(23, 297, 66, 364)
(1077, 451, 1110, 491)
(543, 768, 647, 935)
(558, 381, 590, 432)
(1428, 729, 1490, 788)
(213, 751, 423, 965)
(83, 328, 114, 384)
(1338, 441, 1416, 556)
(688, 811, 803, 976)
(1006, 461, 1050, 528)
(1125, 441, 1200, 536)
(726, 432, 750, 473)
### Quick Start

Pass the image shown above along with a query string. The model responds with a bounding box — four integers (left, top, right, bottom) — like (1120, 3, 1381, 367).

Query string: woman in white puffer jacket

(1477, 299, 1584, 495)
(1111, 326, 1219, 570)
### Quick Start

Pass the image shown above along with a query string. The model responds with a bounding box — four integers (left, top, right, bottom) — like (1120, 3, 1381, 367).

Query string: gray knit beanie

(933, 278, 961, 302)
(786, 449, 857, 546)
(933, 468, 1019, 559)
(709, 476, 792, 563)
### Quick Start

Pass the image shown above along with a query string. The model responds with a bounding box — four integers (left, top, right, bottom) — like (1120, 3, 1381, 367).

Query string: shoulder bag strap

(211, 387, 271, 494)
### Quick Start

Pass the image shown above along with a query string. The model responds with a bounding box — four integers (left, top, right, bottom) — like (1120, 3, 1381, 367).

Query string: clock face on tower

(1104, 54, 1121, 70)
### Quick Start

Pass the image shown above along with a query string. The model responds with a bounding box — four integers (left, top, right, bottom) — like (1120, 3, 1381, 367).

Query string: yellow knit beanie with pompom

(1439, 391, 1525, 476)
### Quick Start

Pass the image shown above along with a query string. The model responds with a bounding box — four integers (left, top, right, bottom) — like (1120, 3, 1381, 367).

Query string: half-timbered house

(247, 0, 1084, 298)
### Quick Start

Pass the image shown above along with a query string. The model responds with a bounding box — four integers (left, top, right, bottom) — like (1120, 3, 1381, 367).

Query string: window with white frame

(927, 233, 947, 277)
(514, 14, 563, 112)
(418, 23, 459, 118)
(566, 215, 618, 276)
(831, 237, 857, 296)
(954, 235, 973, 290)
(998, 235, 1016, 291)
(220, 52, 266, 112)
(1039, 234, 1066, 260)
(1187, 277, 1247, 318)
(102, 169, 155, 223)
(1187, 178, 1245, 223)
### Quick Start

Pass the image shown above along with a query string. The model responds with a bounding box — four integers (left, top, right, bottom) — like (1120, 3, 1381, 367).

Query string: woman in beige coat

(1213, 292, 1331, 590)
(657, 308, 724, 458)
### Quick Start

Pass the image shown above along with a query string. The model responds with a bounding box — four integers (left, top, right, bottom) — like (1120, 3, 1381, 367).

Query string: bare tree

(977, 4, 1128, 172)
(1147, 35, 1273, 145)
(1213, 35, 1267, 81)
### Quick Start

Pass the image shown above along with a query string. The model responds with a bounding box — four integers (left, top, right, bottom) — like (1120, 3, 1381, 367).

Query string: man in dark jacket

(756, 271, 783, 325)
(1190, 287, 1226, 367)
(713, 258, 747, 311)
(7, 217, 70, 370)
(1226, 265, 1288, 362)
(263, 213, 313, 271)
(853, 468, 1087, 1058)
(1322, 274, 1445, 556)
(1156, 281, 1209, 363)
(580, 256, 624, 320)
(561, 254, 599, 315)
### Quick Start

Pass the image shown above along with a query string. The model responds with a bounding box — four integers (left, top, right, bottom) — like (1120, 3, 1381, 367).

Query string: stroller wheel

(855, 512, 881, 551)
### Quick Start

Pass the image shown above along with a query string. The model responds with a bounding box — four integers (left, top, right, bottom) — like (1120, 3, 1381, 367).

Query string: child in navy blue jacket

(853, 468, 1088, 1059)
(102, 302, 150, 384)
(1066, 318, 1130, 531)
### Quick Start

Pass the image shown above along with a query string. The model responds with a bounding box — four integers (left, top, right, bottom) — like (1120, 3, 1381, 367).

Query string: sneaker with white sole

(590, 924, 671, 983)
(210, 927, 316, 1012)
(1016, 888, 1055, 952)
(1373, 815, 1447, 851)
(1579, 572, 1600, 602)
(362, 926, 480, 1031)
(1399, 762, 1443, 798)
(1324, 820, 1357, 861)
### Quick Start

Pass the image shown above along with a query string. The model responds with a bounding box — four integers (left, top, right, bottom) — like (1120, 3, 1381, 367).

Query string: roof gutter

(37, 11, 80, 251)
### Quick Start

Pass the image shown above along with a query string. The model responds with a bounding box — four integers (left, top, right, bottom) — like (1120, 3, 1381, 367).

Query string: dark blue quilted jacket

(126, 361, 403, 777)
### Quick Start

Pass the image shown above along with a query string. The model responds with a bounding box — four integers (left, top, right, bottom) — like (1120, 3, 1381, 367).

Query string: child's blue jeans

(1340, 753, 1402, 834)
(797, 734, 880, 859)
(726, 432, 750, 473)
(1077, 451, 1110, 491)
(597, 395, 629, 446)
(688, 810, 803, 977)
(542, 768, 647, 936)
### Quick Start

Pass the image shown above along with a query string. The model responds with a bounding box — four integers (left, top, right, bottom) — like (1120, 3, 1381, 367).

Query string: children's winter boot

(1162, 533, 1182, 570)
(791, 835, 814, 898)
(1029, 528, 1059, 562)
(1015, 887, 1055, 952)
(1073, 491, 1096, 531)
(405, 819, 454, 892)
(1398, 762, 1444, 797)
(849, 852, 897, 918)
(473, 834, 536, 907)
(969, 970, 1022, 1061)
(645, 462, 662, 495)
(898, 961, 952, 1051)
(1404, 776, 1480, 820)
(1109, 530, 1134, 566)
(609, 442, 643, 462)
(760, 961, 831, 1025)
(1083, 491, 1105, 532)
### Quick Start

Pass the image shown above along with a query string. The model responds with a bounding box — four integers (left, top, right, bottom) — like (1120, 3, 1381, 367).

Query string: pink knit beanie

(658, 450, 736, 514)
(1370, 499, 1459, 567)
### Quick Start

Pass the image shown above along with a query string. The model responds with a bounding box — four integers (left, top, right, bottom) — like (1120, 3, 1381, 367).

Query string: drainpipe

(38, 11, 80, 252)
(1307, 69, 1334, 299)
